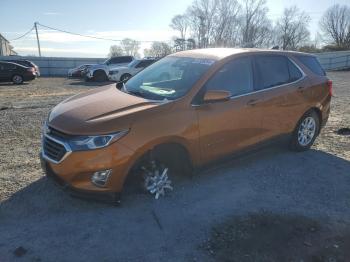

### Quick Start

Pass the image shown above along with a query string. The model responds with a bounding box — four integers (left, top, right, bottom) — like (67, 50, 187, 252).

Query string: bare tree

(170, 15, 189, 39)
(212, 0, 241, 47)
(120, 38, 140, 57)
(187, 0, 218, 48)
(320, 4, 350, 49)
(240, 0, 272, 47)
(275, 6, 311, 50)
(173, 38, 187, 51)
(108, 45, 124, 57)
(144, 42, 172, 57)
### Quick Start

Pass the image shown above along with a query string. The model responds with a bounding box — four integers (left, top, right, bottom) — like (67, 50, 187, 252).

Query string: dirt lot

(0, 74, 349, 262)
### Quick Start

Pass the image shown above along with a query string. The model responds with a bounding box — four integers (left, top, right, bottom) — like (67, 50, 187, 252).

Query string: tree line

(109, 1, 350, 58)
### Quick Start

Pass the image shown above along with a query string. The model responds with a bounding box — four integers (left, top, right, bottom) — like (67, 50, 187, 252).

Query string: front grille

(43, 136, 67, 162)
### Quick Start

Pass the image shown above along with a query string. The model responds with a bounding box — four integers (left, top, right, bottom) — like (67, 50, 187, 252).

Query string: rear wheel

(290, 110, 320, 151)
(93, 70, 107, 82)
(12, 75, 23, 84)
(120, 73, 131, 82)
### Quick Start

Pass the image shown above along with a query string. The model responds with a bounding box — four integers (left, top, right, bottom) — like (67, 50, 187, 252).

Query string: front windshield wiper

(128, 90, 145, 98)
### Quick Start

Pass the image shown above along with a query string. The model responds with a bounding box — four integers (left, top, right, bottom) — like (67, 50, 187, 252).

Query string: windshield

(124, 56, 215, 101)
(128, 60, 140, 68)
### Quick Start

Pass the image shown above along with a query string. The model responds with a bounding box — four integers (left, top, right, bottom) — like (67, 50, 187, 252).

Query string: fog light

(91, 170, 112, 187)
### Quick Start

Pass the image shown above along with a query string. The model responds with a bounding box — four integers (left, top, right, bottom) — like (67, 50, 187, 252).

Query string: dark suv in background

(5, 60, 40, 76)
(0, 61, 37, 84)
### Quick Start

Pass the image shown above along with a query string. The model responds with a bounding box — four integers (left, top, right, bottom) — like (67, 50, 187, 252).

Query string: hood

(48, 85, 160, 135)
(90, 63, 107, 70)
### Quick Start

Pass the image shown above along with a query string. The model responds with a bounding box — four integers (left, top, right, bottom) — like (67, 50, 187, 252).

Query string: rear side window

(136, 60, 154, 68)
(288, 60, 303, 82)
(2, 63, 16, 70)
(109, 56, 133, 64)
(205, 56, 254, 96)
(297, 56, 325, 76)
(255, 55, 292, 90)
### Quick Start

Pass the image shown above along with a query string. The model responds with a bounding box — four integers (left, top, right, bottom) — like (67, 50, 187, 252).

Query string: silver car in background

(85, 56, 134, 82)
(108, 58, 157, 82)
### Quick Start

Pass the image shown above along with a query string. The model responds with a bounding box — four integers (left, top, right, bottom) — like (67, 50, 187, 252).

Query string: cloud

(12, 29, 178, 57)
(43, 12, 62, 16)
(29, 29, 177, 43)
(13, 46, 107, 57)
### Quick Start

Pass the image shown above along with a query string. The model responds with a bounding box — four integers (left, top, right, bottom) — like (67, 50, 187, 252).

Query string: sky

(0, 0, 347, 58)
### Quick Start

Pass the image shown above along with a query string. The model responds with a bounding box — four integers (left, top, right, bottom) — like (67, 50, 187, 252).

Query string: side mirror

(203, 90, 231, 103)
(116, 81, 124, 90)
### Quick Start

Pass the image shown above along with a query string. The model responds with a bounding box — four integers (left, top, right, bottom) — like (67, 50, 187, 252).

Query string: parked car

(0, 61, 37, 84)
(68, 64, 92, 78)
(5, 59, 40, 76)
(108, 58, 158, 82)
(41, 48, 331, 204)
(85, 56, 134, 82)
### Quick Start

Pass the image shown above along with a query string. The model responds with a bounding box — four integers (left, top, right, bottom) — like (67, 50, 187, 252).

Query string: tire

(12, 75, 23, 84)
(290, 110, 320, 152)
(93, 70, 107, 82)
(120, 74, 131, 82)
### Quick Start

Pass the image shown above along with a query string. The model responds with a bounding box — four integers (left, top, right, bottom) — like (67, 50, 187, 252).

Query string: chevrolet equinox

(41, 48, 331, 204)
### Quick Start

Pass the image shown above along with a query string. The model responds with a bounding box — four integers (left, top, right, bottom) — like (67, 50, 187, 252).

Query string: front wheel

(141, 160, 173, 199)
(12, 75, 23, 84)
(93, 70, 107, 82)
(290, 110, 320, 151)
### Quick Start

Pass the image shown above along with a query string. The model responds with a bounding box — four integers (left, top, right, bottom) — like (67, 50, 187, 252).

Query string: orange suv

(40, 48, 331, 204)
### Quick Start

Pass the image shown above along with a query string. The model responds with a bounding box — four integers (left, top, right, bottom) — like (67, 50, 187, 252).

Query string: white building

(0, 34, 17, 56)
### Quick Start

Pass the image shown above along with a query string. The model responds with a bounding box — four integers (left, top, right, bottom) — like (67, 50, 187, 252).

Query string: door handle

(247, 99, 259, 106)
(298, 86, 305, 91)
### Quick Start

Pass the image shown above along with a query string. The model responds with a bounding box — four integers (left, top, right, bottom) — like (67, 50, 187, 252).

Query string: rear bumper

(41, 156, 121, 204)
(320, 95, 331, 129)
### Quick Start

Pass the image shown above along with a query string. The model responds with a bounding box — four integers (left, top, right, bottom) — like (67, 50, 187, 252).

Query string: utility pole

(34, 22, 41, 57)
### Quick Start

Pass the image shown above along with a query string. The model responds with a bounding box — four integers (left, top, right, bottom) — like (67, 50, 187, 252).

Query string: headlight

(68, 130, 129, 151)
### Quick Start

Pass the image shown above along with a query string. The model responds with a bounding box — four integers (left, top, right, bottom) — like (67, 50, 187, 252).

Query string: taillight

(27, 68, 35, 73)
(327, 80, 333, 96)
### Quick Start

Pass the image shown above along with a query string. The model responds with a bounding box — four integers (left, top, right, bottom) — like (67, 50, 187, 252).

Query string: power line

(9, 26, 35, 41)
(36, 22, 156, 43)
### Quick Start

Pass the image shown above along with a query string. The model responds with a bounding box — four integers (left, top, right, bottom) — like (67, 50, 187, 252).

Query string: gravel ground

(0, 74, 349, 262)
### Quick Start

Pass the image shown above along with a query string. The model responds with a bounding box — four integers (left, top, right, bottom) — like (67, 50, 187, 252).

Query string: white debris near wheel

(142, 162, 173, 199)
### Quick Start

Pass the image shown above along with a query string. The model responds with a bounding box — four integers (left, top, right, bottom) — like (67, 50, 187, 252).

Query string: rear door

(195, 56, 264, 163)
(253, 54, 307, 139)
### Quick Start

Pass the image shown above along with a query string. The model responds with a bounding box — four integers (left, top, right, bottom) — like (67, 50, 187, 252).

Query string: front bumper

(85, 71, 94, 79)
(40, 139, 135, 199)
(41, 157, 121, 204)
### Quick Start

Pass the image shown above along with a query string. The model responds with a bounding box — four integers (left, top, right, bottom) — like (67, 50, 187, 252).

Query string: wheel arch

(294, 106, 323, 135)
(120, 73, 132, 81)
(93, 69, 107, 75)
(121, 137, 194, 187)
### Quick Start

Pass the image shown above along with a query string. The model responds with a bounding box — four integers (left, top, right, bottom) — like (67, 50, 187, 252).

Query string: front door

(195, 56, 264, 164)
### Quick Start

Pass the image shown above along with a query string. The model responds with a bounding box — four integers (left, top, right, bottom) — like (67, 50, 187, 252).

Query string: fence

(0, 56, 105, 76)
(315, 51, 350, 71)
(1, 51, 350, 76)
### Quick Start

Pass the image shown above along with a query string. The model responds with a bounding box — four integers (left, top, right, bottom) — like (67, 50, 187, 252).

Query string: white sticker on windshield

(191, 59, 215, 65)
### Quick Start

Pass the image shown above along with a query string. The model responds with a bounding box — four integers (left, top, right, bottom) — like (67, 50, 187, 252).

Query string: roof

(170, 48, 313, 60)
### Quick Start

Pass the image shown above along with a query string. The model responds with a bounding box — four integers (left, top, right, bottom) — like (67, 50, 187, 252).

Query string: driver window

(205, 57, 254, 97)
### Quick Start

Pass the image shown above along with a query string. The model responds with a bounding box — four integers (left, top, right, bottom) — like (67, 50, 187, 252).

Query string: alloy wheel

(298, 116, 316, 146)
